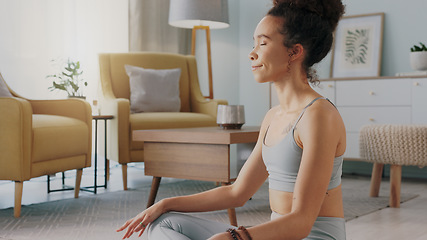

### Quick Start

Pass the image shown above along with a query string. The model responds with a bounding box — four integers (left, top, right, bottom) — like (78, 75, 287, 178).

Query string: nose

(249, 49, 257, 61)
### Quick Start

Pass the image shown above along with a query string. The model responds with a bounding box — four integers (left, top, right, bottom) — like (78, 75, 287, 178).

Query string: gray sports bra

(262, 97, 343, 192)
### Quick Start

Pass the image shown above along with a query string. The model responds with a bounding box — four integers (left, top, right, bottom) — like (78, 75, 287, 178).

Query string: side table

(47, 115, 113, 194)
(85, 115, 114, 194)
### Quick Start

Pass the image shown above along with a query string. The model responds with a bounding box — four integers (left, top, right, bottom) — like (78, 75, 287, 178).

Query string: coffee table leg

(221, 182, 238, 226)
(147, 176, 162, 208)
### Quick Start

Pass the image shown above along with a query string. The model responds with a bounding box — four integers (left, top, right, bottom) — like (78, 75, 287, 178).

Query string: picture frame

(330, 12, 384, 78)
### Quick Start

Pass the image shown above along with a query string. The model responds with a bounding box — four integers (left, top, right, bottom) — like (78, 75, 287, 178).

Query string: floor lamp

(169, 0, 229, 99)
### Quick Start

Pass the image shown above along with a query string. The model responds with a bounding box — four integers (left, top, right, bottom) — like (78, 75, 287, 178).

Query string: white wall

(0, 0, 128, 105)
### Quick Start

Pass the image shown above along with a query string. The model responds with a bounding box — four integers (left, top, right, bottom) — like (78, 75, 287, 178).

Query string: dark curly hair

(268, 0, 345, 84)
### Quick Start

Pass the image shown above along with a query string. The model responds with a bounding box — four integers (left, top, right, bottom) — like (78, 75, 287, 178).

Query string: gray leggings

(147, 212, 346, 240)
(271, 211, 346, 240)
(147, 212, 235, 240)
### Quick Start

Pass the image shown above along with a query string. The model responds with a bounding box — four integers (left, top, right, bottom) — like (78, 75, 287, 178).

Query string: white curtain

(129, 0, 190, 54)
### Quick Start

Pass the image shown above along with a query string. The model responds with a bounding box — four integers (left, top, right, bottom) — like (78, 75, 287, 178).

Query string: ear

(288, 44, 304, 61)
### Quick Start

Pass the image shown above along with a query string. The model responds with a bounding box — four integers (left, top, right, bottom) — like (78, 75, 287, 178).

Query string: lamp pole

(169, 0, 229, 100)
(191, 26, 213, 99)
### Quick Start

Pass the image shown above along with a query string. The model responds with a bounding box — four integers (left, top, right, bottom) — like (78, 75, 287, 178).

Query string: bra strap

(292, 97, 328, 129)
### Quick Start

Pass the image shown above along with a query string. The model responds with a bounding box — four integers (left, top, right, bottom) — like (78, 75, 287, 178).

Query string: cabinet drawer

(412, 78, 427, 124)
(338, 106, 411, 132)
(336, 79, 411, 106)
(313, 81, 335, 103)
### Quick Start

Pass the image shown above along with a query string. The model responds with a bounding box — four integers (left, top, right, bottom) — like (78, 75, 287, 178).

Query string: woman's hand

(116, 200, 166, 239)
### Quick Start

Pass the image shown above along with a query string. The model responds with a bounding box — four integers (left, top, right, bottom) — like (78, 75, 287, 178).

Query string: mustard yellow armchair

(99, 52, 228, 190)
(0, 73, 92, 217)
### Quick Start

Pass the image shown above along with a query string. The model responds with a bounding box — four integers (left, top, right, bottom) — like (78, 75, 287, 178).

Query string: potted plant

(47, 58, 88, 98)
(410, 42, 427, 71)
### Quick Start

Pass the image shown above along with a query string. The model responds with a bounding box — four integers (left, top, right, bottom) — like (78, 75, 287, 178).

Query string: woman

(117, 0, 346, 239)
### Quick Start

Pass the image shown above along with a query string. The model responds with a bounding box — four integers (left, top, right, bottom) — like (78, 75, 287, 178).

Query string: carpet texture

(0, 179, 417, 240)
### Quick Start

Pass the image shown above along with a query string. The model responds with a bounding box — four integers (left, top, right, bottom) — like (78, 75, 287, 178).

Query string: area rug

(0, 179, 417, 240)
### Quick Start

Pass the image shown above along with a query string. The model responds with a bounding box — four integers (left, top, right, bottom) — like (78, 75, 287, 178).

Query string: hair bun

(273, 0, 345, 31)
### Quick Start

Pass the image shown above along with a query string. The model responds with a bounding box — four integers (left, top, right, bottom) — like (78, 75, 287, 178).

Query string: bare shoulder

(303, 99, 344, 128)
(296, 99, 346, 153)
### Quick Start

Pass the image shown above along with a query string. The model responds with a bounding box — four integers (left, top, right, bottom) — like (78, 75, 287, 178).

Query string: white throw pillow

(125, 65, 181, 113)
(0, 75, 12, 97)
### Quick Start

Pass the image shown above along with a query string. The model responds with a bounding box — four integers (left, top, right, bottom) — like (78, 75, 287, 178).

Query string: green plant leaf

(46, 58, 87, 96)
(411, 43, 427, 52)
(52, 82, 67, 91)
(70, 81, 79, 92)
(344, 28, 369, 64)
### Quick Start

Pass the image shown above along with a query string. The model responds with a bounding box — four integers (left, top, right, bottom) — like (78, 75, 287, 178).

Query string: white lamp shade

(169, 0, 229, 29)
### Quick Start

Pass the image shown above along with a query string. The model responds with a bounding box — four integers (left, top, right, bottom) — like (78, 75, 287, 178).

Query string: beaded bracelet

(238, 226, 253, 240)
(227, 228, 244, 240)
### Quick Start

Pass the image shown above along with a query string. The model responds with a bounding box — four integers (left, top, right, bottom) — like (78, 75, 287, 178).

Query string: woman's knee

(149, 212, 182, 231)
(147, 212, 231, 240)
(147, 212, 192, 240)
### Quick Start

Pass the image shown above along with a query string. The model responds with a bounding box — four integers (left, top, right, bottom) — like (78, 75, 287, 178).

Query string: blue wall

(233, 0, 427, 125)
(318, 0, 427, 77)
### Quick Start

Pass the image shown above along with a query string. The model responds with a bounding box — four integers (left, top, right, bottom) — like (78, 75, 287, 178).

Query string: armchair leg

(74, 169, 83, 198)
(14, 181, 23, 218)
(122, 164, 128, 190)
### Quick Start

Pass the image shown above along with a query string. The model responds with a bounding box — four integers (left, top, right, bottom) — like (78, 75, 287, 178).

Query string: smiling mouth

(251, 65, 263, 71)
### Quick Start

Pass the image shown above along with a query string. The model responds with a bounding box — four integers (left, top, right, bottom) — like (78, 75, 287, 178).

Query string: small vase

(410, 52, 427, 71)
(217, 105, 245, 129)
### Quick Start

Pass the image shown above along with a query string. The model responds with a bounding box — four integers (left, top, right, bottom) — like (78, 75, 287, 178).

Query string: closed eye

(252, 42, 267, 49)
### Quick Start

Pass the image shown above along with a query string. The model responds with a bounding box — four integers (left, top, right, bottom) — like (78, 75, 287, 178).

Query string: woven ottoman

(359, 124, 427, 207)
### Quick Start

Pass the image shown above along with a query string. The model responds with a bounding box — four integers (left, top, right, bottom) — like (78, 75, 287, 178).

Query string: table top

(92, 115, 114, 120)
(133, 126, 260, 144)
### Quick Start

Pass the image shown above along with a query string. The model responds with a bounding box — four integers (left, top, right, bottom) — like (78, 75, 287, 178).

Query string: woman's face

(249, 16, 290, 83)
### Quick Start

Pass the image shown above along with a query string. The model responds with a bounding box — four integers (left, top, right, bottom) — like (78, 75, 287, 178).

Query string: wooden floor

(1, 163, 427, 240)
(345, 175, 427, 240)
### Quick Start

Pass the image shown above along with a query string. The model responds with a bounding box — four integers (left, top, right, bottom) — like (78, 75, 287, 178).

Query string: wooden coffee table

(132, 126, 260, 226)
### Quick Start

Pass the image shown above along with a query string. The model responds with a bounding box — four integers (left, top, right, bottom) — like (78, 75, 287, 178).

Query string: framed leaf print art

(330, 13, 384, 78)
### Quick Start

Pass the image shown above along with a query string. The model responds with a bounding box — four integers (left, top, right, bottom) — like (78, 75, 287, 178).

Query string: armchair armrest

(30, 98, 92, 125)
(0, 97, 32, 181)
(98, 58, 131, 163)
(100, 95, 131, 163)
(30, 98, 92, 166)
(191, 97, 228, 118)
